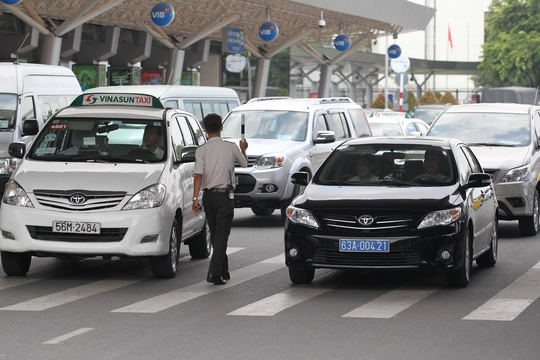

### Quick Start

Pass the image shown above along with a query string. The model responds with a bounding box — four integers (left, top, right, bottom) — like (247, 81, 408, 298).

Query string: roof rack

(246, 96, 292, 103)
(311, 97, 355, 105)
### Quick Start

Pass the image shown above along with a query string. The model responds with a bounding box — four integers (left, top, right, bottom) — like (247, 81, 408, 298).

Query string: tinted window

(222, 110, 308, 141)
(348, 108, 371, 137)
(22, 96, 36, 122)
(326, 113, 346, 139)
(177, 116, 196, 146)
(0, 94, 17, 129)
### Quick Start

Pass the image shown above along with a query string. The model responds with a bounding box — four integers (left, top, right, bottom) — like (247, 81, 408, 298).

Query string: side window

(170, 117, 185, 160)
(347, 108, 370, 137)
(461, 146, 482, 173)
(184, 100, 203, 123)
(227, 100, 240, 111)
(313, 114, 327, 136)
(534, 111, 540, 142)
(186, 116, 205, 145)
(218, 102, 229, 118)
(164, 100, 178, 109)
(177, 116, 196, 146)
(200, 101, 214, 119)
(21, 96, 36, 122)
(326, 112, 346, 139)
(405, 123, 417, 135)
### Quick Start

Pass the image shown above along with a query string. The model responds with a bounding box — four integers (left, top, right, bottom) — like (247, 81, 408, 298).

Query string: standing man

(192, 113, 248, 285)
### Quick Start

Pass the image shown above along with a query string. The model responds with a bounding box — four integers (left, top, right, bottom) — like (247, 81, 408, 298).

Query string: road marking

(0, 277, 39, 291)
(342, 286, 440, 318)
(179, 246, 244, 262)
(42, 328, 94, 345)
(227, 286, 331, 316)
(111, 254, 286, 313)
(463, 261, 540, 321)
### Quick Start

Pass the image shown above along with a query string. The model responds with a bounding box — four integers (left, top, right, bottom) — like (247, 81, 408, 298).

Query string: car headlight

(254, 153, 286, 169)
(122, 184, 166, 210)
(286, 205, 319, 229)
(418, 208, 460, 229)
(0, 158, 20, 175)
(501, 165, 530, 183)
(2, 180, 34, 208)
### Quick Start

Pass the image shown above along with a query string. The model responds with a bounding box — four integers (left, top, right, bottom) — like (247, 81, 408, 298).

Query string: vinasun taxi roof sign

(370, 111, 411, 119)
(70, 93, 164, 108)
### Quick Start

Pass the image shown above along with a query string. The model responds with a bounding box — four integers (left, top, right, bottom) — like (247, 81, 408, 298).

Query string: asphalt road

(0, 208, 539, 360)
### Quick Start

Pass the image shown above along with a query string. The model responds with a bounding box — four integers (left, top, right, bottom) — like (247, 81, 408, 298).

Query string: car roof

(230, 97, 360, 112)
(342, 136, 458, 148)
(442, 103, 537, 114)
(414, 104, 450, 109)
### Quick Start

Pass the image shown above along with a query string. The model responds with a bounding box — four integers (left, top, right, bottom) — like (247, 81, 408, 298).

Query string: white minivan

(0, 62, 82, 194)
(0, 92, 210, 278)
(86, 84, 241, 123)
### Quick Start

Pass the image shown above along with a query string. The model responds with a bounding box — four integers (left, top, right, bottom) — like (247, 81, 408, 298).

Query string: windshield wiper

(377, 180, 421, 187)
(317, 180, 354, 185)
(468, 143, 515, 147)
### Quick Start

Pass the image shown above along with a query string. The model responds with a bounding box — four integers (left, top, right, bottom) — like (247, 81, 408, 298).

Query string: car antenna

(14, 31, 30, 65)
(158, 69, 182, 103)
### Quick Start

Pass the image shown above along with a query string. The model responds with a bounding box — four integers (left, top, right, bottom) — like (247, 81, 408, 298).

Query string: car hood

(469, 146, 529, 170)
(12, 161, 164, 194)
(225, 138, 300, 156)
(296, 183, 461, 212)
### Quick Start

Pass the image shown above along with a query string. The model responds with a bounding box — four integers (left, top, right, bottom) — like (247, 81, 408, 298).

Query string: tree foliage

(439, 91, 459, 105)
(419, 90, 438, 104)
(476, 0, 540, 88)
(405, 90, 419, 112)
(371, 93, 393, 109)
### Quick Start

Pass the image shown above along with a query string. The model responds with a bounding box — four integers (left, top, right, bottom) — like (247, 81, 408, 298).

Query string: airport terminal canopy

(1, 0, 435, 51)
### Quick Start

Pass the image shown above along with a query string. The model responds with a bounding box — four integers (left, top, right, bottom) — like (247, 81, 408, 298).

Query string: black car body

(284, 137, 498, 287)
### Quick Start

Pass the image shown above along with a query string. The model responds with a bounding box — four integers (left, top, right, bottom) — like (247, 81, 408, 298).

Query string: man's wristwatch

(192, 197, 198, 201)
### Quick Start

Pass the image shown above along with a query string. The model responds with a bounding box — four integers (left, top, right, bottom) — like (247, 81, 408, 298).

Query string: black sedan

(284, 137, 498, 287)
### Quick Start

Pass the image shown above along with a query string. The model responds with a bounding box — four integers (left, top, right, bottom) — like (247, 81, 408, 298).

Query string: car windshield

(368, 121, 403, 136)
(428, 112, 530, 146)
(28, 118, 166, 163)
(315, 144, 455, 186)
(0, 94, 17, 130)
(411, 109, 443, 125)
(222, 110, 309, 141)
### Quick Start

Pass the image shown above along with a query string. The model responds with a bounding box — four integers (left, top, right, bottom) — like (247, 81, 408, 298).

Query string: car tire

(476, 218, 498, 267)
(1, 251, 31, 276)
(446, 226, 472, 287)
(518, 188, 540, 236)
(288, 267, 315, 284)
(150, 219, 179, 278)
(189, 220, 211, 259)
(251, 205, 275, 216)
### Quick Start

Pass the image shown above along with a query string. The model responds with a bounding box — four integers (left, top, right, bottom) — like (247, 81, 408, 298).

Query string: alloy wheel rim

(170, 227, 178, 272)
(534, 193, 539, 231)
(465, 232, 470, 281)
(205, 222, 211, 253)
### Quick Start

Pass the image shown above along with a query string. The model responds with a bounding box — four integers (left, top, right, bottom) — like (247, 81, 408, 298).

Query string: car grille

(236, 155, 258, 167)
(33, 190, 126, 211)
(27, 226, 127, 242)
(483, 168, 499, 181)
(313, 248, 422, 267)
(319, 211, 421, 234)
(235, 174, 256, 193)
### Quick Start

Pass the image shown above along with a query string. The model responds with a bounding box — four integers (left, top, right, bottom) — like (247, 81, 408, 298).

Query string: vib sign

(259, 21, 279, 42)
(151, 3, 175, 27)
(334, 35, 351, 51)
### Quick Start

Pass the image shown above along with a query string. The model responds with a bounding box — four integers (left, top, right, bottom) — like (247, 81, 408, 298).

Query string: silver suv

(221, 97, 371, 219)
(427, 103, 540, 236)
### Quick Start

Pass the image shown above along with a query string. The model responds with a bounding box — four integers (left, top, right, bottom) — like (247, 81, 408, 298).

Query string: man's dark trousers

(202, 191, 234, 277)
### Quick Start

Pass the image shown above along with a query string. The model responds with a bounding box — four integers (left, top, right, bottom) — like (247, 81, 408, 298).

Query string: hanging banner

(259, 22, 279, 42)
(151, 3, 175, 27)
(334, 35, 351, 51)
(142, 70, 164, 85)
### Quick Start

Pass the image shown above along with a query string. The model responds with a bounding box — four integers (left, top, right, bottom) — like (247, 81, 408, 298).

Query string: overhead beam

(266, 27, 318, 58)
(179, 13, 240, 49)
(1, 3, 50, 35)
(54, 0, 126, 37)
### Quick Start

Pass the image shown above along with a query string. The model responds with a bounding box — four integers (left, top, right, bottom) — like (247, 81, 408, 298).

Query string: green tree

(475, 0, 540, 88)
(405, 90, 418, 113)
(371, 93, 393, 109)
(419, 90, 438, 104)
(439, 91, 459, 105)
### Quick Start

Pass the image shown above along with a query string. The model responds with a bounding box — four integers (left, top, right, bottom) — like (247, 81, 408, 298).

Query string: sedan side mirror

(291, 171, 310, 186)
(464, 173, 491, 189)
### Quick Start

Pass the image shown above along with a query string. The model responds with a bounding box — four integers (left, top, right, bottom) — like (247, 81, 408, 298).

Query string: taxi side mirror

(8, 142, 26, 159)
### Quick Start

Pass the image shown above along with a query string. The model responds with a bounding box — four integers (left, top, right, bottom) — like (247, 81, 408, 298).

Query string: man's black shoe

(207, 274, 226, 285)
(222, 272, 230, 280)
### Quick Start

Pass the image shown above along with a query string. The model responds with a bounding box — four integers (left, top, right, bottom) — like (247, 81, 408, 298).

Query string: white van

(0, 62, 82, 194)
(0, 92, 210, 278)
(86, 85, 241, 123)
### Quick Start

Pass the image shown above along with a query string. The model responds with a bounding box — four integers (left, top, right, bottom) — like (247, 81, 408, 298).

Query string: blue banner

(227, 27, 245, 53)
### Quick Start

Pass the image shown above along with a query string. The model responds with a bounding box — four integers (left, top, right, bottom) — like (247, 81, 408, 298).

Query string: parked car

(221, 97, 371, 220)
(426, 103, 540, 236)
(0, 92, 210, 278)
(285, 137, 498, 287)
(410, 104, 451, 126)
(368, 112, 429, 136)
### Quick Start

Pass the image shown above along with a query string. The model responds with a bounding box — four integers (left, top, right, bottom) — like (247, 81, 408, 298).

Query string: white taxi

(0, 93, 210, 278)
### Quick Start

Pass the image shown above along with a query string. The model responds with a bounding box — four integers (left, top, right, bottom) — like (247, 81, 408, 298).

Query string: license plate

(339, 239, 390, 253)
(52, 221, 101, 234)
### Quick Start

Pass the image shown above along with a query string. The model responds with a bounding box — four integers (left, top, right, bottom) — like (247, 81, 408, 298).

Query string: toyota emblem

(69, 193, 86, 204)
(357, 215, 374, 225)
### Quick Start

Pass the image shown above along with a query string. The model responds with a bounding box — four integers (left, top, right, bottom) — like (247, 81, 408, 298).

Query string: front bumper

(284, 223, 466, 272)
(234, 166, 295, 208)
(0, 204, 174, 257)
(494, 181, 534, 219)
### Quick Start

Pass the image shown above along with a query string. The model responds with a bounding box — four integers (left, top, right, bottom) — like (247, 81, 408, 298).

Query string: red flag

(448, 25, 453, 53)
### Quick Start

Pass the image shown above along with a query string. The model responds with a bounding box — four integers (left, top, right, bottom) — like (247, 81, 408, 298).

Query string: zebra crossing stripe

(0, 277, 39, 291)
(111, 254, 286, 313)
(42, 328, 94, 345)
(463, 261, 540, 321)
(227, 286, 331, 316)
(342, 286, 440, 318)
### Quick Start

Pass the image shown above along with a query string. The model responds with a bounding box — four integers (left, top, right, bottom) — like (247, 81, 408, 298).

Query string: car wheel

(1, 251, 31, 276)
(288, 267, 315, 284)
(150, 219, 179, 278)
(189, 220, 211, 259)
(477, 218, 498, 267)
(446, 226, 472, 287)
(251, 205, 275, 216)
(519, 188, 540, 236)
